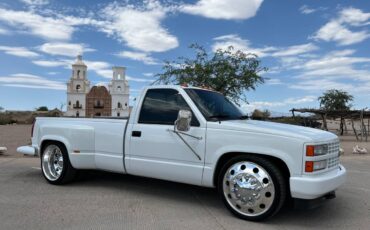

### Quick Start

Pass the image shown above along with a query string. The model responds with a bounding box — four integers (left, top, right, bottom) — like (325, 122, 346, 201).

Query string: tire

(217, 155, 287, 221)
(41, 142, 76, 185)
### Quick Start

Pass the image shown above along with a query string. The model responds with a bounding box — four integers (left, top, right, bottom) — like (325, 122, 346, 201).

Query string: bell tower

(109, 66, 130, 117)
(66, 55, 90, 117)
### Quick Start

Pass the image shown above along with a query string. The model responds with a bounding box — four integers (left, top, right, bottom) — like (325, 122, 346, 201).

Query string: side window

(138, 89, 199, 126)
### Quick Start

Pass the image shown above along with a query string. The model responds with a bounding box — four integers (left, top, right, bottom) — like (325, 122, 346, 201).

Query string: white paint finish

(126, 156, 205, 185)
(127, 123, 206, 185)
(125, 86, 207, 185)
(16, 146, 35, 156)
(290, 164, 347, 199)
(93, 121, 126, 172)
(25, 85, 347, 201)
(32, 117, 127, 170)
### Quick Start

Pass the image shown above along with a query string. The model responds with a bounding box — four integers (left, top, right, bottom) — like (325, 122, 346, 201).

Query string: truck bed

(33, 117, 128, 173)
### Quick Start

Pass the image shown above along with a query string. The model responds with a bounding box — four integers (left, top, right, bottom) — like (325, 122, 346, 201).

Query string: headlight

(305, 160, 327, 172)
(306, 144, 328, 156)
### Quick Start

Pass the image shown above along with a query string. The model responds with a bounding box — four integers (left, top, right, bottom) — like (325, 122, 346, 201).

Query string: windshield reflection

(185, 88, 245, 121)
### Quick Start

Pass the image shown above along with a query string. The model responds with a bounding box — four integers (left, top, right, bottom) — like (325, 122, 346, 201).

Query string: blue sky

(0, 0, 370, 113)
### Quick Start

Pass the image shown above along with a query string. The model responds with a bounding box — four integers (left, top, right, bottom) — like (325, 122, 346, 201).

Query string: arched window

(118, 102, 122, 108)
(77, 70, 80, 78)
(117, 112, 120, 117)
(76, 85, 81, 91)
(83, 70, 85, 78)
(75, 100, 81, 109)
(117, 86, 121, 91)
(117, 74, 121, 79)
(68, 101, 71, 106)
(125, 102, 127, 107)
(76, 111, 79, 117)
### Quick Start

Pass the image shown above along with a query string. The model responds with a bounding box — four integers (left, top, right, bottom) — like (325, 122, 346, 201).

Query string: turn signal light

(306, 144, 328, 156)
(305, 161, 314, 172)
(306, 146, 315, 156)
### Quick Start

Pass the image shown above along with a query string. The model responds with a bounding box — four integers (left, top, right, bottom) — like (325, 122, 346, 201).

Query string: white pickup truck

(18, 85, 346, 221)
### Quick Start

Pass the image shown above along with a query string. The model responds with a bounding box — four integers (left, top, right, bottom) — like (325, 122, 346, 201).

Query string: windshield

(184, 88, 245, 121)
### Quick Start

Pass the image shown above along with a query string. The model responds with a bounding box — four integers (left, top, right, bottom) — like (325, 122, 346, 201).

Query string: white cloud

(289, 79, 353, 92)
(32, 59, 69, 67)
(313, 7, 370, 45)
(271, 43, 318, 57)
(101, 1, 178, 52)
(0, 8, 75, 40)
(0, 27, 10, 35)
(299, 5, 327, 15)
(0, 46, 39, 58)
(180, 0, 263, 20)
(299, 5, 316, 14)
(265, 78, 283, 85)
(282, 49, 370, 95)
(116, 51, 159, 65)
(126, 75, 154, 83)
(212, 34, 276, 57)
(339, 7, 370, 26)
(20, 0, 49, 6)
(143, 72, 154, 77)
(39, 42, 95, 57)
(212, 34, 318, 58)
(242, 96, 316, 112)
(0, 73, 66, 90)
(31, 57, 113, 79)
(293, 49, 370, 81)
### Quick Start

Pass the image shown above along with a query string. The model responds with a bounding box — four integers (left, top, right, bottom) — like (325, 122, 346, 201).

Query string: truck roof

(144, 85, 217, 92)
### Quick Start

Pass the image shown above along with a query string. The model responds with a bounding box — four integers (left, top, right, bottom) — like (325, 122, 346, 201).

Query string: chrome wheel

(42, 145, 64, 181)
(223, 161, 275, 217)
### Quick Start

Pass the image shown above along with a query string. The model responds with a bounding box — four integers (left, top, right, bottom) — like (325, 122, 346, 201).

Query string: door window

(138, 89, 199, 126)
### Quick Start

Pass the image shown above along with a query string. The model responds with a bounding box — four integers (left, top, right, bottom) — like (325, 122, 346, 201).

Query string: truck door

(126, 88, 206, 185)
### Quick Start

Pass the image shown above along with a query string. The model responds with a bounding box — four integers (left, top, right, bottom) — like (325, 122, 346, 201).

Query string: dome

(73, 54, 86, 66)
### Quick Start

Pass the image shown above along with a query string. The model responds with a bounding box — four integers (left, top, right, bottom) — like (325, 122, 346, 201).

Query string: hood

(206, 119, 338, 142)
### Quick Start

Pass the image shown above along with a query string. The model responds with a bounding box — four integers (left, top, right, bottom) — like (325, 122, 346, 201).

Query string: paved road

(0, 156, 369, 230)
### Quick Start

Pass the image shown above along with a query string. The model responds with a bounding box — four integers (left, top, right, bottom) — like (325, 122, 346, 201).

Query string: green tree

(251, 109, 270, 120)
(318, 89, 353, 135)
(154, 44, 266, 105)
(36, 106, 48, 111)
(318, 89, 353, 111)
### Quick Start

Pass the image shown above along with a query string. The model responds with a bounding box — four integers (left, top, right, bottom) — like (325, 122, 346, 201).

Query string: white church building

(66, 55, 130, 117)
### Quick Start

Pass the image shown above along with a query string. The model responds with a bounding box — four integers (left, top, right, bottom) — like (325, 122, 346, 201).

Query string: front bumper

(17, 145, 39, 156)
(290, 164, 346, 199)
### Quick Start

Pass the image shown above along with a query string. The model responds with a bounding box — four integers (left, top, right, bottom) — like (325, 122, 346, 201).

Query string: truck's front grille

(327, 140, 340, 169)
(328, 156, 340, 168)
(327, 141, 340, 155)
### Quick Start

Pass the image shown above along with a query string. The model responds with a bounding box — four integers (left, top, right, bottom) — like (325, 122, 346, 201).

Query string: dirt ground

(1, 124, 369, 157)
(0, 124, 31, 157)
(0, 124, 369, 229)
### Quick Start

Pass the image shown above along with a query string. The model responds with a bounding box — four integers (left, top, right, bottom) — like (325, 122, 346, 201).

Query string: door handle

(132, 131, 141, 137)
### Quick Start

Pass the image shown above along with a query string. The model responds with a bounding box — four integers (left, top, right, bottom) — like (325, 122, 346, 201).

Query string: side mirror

(175, 110, 192, 132)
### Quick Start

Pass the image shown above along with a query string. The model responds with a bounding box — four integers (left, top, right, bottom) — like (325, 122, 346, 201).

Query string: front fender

(201, 129, 304, 187)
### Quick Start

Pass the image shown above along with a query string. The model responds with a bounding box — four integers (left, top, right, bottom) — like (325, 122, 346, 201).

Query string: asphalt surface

(0, 156, 369, 230)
